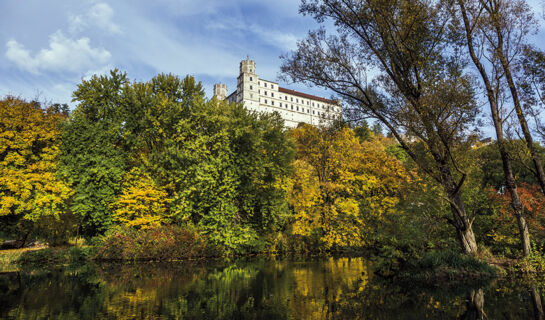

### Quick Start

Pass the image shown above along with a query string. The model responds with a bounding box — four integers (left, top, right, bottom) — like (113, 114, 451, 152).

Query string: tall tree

(59, 70, 129, 237)
(281, 0, 481, 253)
(0, 97, 73, 245)
(455, 0, 533, 255)
(288, 125, 407, 249)
(474, 0, 545, 196)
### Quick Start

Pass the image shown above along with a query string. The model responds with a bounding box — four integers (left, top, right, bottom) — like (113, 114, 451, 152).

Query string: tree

(112, 168, 170, 230)
(281, 0, 481, 254)
(287, 125, 407, 249)
(59, 70, 129, 237)
(0, 97, 73, 245)
(455, 0, 534, 255)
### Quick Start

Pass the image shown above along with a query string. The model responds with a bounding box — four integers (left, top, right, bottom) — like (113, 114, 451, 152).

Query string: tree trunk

(440, 162, 478, 254)
(457, 0, 531, 256)
(531, 286, 545, 320)
(494, 26, 545, 195)
(498, 138, 531, 256)
(463, 289, 485, 320)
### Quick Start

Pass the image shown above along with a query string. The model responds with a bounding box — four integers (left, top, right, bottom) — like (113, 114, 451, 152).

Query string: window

(285, 96, 287, 100)
(312, 102, 315, 106)
(307, 101, 309, 105)
(265, 83, 267, 88)
(258, 90, 260, 94)
(291, 105, 293, 110)
(258, 81, 260, 85)
(296, 99, 299, 103)
(264, 91, 267, 96)
(297, 106, 299, 111)
(271, 93, 274, 97)
(313, 110, 315, 115)
(279, 103, 282, 107)
(307, 109, 310, 113)
(250, 77, 253, 81)
(250, 85, 253, 90)
(271, 85, 274, 89)
(291, 97, 293, 102)
(272, 101, 274, 106)
(265, 99, 268, 104)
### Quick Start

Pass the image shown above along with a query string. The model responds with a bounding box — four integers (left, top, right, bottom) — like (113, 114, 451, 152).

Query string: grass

(395, 250, 502, 283)
(0, 247, 45, 272)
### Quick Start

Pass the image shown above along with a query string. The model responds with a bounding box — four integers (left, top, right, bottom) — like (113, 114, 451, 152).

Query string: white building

(213, 57, 342, 128)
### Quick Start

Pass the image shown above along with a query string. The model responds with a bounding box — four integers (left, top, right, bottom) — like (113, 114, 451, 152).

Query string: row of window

(261, 98, 333, 116)
(242, 79, 340, 113)
(254, 90, 338, 112)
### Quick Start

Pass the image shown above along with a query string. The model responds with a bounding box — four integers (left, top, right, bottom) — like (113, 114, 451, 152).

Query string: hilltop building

(213, 57, 342, 128)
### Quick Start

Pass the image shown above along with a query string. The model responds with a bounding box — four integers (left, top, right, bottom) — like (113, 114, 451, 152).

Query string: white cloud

(69, 2, 122, 35)
(251, 25, 298, 50)
(5, 31, 111, 74)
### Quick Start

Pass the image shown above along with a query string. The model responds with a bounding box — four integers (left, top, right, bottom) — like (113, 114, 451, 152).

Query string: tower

(213, 83, 227, 100)
(237, 57, 259, 109)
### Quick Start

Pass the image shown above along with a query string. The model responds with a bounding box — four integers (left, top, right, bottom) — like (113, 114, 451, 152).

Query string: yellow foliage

(112, 168, 170, 229)
(0, 97, 72, 221)
(287, 125, 408, 248)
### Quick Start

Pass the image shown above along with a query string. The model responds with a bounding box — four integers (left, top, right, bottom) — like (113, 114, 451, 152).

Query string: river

(0, 256, 543, 319)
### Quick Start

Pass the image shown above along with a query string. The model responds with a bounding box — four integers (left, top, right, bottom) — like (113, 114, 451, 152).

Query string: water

(0, 257, 543, 319)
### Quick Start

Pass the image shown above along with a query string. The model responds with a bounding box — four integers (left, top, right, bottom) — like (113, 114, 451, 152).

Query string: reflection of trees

(458, 289, 485, 320)
(531, 286, 545, 320)
(2, 259, 545, 319)
(288, 257, 369, 320)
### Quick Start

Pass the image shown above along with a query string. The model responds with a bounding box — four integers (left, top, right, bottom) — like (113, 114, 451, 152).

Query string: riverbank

(0, 247, 47, 272)
(4, 242, 545, 286)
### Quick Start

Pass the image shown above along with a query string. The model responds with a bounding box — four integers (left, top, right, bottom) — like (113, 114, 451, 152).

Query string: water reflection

(0, 257, 542, 319)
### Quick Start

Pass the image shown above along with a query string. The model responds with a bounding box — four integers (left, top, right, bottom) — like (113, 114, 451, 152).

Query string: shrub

(16, 246, 92, 269)
(94, 225, 218, 261)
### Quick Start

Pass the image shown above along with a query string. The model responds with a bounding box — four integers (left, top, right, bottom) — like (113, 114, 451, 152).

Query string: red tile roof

(278, 87, 338, 105)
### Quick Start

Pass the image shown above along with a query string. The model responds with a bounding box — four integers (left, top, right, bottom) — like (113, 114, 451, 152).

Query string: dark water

(0, 257, 543, 319)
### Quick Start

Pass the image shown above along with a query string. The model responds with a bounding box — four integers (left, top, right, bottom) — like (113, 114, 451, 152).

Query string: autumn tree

(287, 124, 407, 249)
(281, 0, 481, 254)
(112, 168, 170, 230)
(0, 97, 73, 245)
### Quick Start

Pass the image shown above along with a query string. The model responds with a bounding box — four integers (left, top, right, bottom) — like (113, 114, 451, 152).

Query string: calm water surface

(0, 257, 543, 319)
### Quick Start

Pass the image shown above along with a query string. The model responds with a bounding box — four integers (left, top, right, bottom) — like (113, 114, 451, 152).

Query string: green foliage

(391, 250, 499, 282)
(515, 243, 545, 274)
(59, 71, 294, 254)
(59, 70, 129, 237)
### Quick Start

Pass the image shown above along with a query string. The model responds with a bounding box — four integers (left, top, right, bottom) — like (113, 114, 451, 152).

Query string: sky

(1, 0, 544, 118)
(0, 0, 329, 105)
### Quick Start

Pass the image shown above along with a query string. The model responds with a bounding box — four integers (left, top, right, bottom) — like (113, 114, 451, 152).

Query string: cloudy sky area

(1, 0, 545, 111)
(0, 0, 324, 105)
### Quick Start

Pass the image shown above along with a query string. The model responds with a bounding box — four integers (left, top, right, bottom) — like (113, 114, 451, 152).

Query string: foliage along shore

(2, 68, 545, 279)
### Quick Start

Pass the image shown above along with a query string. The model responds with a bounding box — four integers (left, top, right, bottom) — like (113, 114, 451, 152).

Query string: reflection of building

(214, 57, 342, 128)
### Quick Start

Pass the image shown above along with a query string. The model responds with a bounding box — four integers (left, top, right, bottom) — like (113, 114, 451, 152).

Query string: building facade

(213, 57, 342, 128)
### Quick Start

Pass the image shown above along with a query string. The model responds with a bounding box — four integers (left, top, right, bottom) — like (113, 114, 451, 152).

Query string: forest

(2, 0, 545, 277)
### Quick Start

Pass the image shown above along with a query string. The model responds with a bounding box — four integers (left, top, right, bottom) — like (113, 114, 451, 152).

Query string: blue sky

(0, 0, 329, 105)
(1, 0, 544, 115)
